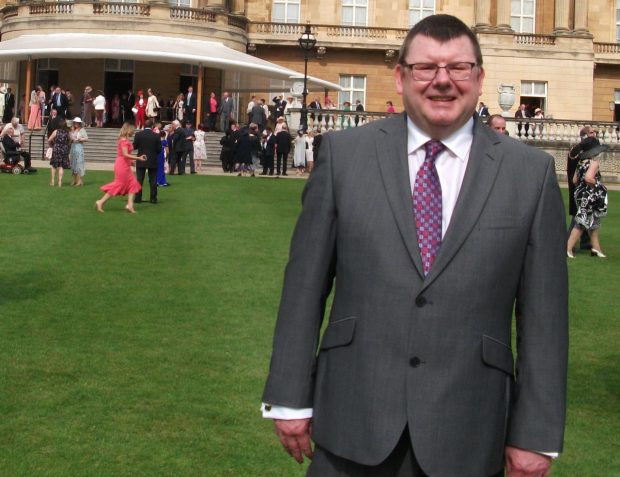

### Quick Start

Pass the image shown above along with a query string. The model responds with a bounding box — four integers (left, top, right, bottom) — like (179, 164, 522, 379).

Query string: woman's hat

(535, 108, 542, 113)
(73, 117, 83, 123)
(579, 136, 609, 159)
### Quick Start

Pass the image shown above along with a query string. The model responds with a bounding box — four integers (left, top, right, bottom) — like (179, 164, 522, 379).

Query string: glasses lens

(447, 63, 473, 80)
(411, 64, 437, 81)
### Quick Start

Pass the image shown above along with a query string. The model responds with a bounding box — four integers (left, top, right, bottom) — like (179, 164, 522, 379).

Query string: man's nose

(432, 67, 452, 86)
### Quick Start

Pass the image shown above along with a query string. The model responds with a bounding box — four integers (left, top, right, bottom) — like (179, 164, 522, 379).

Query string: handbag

(132, 107, 138, 114)
(45, 147, 53, 160)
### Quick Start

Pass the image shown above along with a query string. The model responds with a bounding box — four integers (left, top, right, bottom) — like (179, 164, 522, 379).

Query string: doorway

(105, 72, 133, 125)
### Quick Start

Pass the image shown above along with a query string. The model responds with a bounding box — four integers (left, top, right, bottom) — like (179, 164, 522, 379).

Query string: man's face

(395, 34, 484, 139)
(55, 87, 61, 94)
(490, 117, 506, 133)
(188, 87, 193, 93)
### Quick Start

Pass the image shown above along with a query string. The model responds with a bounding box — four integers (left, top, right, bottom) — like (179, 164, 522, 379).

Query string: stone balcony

(0, 1, 249, 50)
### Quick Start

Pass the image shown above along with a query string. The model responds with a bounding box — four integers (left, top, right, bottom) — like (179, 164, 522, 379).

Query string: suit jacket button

(415, 296, 427, 307)
(409, 356, 421, 367)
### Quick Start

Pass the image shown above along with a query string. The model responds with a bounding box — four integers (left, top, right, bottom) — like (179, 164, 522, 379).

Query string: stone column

(24, 59, 32, 124)
(496, 0, 513, 32)
(231, 0, 244, 14)
(207, 0, 226, 9)
(574, 0, 589, 33)
(554, 0, 570, 34)
(474, 0, 492, 31)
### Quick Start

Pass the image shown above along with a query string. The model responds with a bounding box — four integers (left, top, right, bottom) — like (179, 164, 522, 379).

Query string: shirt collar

(407, 116, 474, 162)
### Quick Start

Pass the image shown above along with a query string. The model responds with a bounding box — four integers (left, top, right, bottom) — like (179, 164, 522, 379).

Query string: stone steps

(23, 128, 226, 167)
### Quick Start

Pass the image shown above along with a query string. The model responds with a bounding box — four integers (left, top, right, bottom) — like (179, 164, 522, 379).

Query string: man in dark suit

(2, 88, 15, 123)
(45, 109, 62, 138)
(51, 86, 69, 119)
(169, 120, 188, 175)
(263, 14, 567, 477)
(275, 125, 291, 176)
(354, 99, 365, 126)
(259, 127, 276, 175)
(515, 103, 531, 137)
(308, 97, 322, 124)
(133, 119, 162, 204)
(184, 86, 197, 125)
(183, 121, 196, 174)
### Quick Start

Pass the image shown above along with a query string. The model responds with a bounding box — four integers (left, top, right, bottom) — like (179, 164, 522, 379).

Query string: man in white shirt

(262, 13, 567, 477)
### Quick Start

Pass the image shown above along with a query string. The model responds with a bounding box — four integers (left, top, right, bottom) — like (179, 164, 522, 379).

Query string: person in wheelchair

(0, 125, 36, 173)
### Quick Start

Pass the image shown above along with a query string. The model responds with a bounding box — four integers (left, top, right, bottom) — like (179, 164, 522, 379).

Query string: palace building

(0, 0, 619, 123)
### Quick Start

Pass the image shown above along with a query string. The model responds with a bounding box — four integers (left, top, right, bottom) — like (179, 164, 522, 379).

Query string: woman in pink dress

(95, 122, 146, 214)
(27, 86, 42, 130)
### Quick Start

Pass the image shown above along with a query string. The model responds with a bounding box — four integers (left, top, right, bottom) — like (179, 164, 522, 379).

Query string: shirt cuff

(538, 451, 559, 459)
(261, 403, 313, 420)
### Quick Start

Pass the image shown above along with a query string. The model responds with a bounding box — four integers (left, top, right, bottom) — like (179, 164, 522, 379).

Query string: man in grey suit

(218, 91, 234, 132)
(262, 14, 568, 477)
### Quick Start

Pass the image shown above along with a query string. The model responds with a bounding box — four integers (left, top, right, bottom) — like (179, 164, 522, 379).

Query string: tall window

(409, 0, 434, 27)
(520, 80, 547, 111)
(169, 0, 190, 6)
(616, 0, 620, 41)
(511, 0, 535, 33)
(272, 0, 300, 23)
(342, 0, 367, 26)
(338, 75, 366, 107)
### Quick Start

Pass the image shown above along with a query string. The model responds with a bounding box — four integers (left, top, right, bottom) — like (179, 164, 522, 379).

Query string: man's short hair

(398, 14, 483, 67)
(144, 118, 153, 128)
(488, 114, 504, 127)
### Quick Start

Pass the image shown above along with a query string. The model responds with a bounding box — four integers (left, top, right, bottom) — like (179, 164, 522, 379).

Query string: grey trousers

(307, 428, 504, 477)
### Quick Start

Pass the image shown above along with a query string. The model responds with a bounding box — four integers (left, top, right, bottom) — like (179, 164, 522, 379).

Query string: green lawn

(0, 171, 618, 476)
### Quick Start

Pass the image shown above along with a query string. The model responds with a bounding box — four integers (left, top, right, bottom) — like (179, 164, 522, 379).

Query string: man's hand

(505, 446, 552, 477)
(274, 418, 313, 464)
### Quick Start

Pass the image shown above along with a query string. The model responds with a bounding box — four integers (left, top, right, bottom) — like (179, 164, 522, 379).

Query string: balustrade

(93, 2, 149, 16)
(29, 2, 73, 15)
(514, 34, 556, 46)
(169, 7, 215, 22)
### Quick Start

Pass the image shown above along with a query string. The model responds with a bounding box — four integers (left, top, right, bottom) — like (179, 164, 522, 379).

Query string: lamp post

(298, 24, 316, 132)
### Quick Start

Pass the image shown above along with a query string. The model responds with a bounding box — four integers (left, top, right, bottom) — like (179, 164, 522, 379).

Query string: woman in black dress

(48, 119, 71, 187)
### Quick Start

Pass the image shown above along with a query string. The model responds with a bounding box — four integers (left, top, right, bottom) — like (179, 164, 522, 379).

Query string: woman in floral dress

(567, 137, 609, 258)
(193, 123, 207, 173)
(48, 119, 71, 187)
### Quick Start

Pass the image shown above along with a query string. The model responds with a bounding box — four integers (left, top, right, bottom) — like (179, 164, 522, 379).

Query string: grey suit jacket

(263, 114, 568, 476)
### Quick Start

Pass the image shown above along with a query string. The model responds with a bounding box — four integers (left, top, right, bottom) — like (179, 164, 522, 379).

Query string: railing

(501, 117, 620, 145)
(228, 14, 248, 30)
(250, 22, 408, 42)
(29, 2, 73, 15)
(170, 6, 216, 22)
(1, 5, 18, 19)
(27, 131, 48, 162)
(93, 3, 150, 16)
(514, 34, 556, 46)
(594, 42, 620, 54)
(325, 25, 388, 39)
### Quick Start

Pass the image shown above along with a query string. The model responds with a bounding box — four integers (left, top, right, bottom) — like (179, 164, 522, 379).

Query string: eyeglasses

(402, 62, 478, 81)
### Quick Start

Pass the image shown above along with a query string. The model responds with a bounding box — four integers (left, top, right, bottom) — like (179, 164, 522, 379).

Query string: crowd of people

(218, 98, 322, 178)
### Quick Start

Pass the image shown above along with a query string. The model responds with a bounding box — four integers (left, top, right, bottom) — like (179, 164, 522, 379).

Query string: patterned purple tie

(413, 140, 445, 275)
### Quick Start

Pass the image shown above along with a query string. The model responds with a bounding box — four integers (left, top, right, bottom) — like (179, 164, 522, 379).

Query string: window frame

(272, 0, 301, 24)
(510, 0, 536, 33)
(338, 74, 366, 109)
(341, 0, 368, 27)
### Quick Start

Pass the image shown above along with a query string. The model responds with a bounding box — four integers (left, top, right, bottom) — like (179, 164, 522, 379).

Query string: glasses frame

(402, 62, 478, 82)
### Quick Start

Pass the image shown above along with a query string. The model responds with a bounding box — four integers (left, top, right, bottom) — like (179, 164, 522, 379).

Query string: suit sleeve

(508, 155, 569, 453)
(262, 133, 338, 408)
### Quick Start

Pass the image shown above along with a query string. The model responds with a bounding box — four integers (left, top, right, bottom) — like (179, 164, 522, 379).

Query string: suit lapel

(376, 114, 425, 277)
(422, 120, 504, 289)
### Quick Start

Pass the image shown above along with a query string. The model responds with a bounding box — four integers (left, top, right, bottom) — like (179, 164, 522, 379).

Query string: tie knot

(424, 140, 445, 162)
